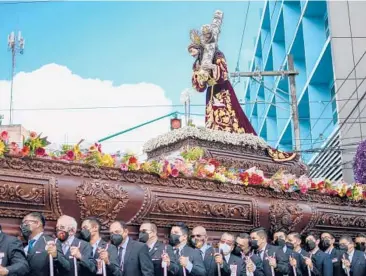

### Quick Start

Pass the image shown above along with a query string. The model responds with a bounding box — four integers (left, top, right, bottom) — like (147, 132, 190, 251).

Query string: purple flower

(353, 140, 366, 184)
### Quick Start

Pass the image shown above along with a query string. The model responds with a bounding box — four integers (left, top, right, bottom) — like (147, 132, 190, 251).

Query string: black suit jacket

(148, 241, 179, 276)
(339, 250, 366, 276)
(26, 233, 71, 276)
(224, 253, 245, 276)
(175, 244, 206, 276)
(284, 247, 303, 276)
(326, 248, 343, 276)
(0, 232, 29, 276)
(259, 244, 289, 276)
(62, 236, 97, 276)
(93, 239, 121, 276)
(120, 238, 154, 276)
(202, 246, 230, 276)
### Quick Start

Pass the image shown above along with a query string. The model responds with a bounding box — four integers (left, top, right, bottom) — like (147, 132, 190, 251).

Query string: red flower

(310, 182, 317, 189)
(346, 189, 352, 197)
(171, 168, 179, 178)
(128, 156, 137, 164)
(0, 131, 8, 141)
(239, 172, 249, 182)
(318, 181, 325, 190)
(249, 174, 264, 185)
(66, 150, 75, 160)
(208, 159, 220, 168)
(35, 147, 46, 157)
(21, 146, 30, 156)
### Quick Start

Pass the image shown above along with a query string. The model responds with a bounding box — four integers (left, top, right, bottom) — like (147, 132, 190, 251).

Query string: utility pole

(230, 54, 301, 154)
(7, 31, 25, 125)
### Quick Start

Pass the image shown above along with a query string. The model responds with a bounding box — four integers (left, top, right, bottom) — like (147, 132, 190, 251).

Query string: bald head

(57, 215, 77, 232)
(191, 226, 208, 249)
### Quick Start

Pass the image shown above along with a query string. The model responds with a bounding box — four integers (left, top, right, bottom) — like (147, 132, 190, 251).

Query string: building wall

(245, 0, 336, 167)
(326, 1, 366, 183)
(0, 124, 30, 146)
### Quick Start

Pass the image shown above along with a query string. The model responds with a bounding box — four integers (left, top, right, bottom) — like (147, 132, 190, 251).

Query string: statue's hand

(201, 63, 215, 71)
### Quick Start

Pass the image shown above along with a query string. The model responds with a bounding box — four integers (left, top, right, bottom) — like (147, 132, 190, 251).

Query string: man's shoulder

(230, 254, 242, 263)
(1, 232, 21, 246)
(129, 239, 148, 250)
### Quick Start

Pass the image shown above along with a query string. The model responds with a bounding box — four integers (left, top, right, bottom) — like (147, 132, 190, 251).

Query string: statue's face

(203, 32, 213, 43)
(189, 47, 199, 58)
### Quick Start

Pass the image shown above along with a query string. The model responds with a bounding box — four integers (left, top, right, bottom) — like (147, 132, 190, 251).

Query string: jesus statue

(188, 16, 257, 135)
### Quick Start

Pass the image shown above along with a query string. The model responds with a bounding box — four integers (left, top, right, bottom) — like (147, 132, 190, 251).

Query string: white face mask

(219, 243, 231, 255)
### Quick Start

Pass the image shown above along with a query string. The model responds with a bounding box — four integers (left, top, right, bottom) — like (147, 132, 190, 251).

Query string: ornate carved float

(0, 151, 365, 241)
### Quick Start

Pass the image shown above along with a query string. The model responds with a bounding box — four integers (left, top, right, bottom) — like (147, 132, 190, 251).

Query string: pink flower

(171, 168, 179, 178)
(120, 164, 128, 171)
(66, 150, 75, 160)
(0, 131, 8, 141)
(35, 147, 46, 157)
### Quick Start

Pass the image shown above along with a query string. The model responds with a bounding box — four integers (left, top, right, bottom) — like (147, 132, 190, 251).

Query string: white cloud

(0, 64, 204, 156)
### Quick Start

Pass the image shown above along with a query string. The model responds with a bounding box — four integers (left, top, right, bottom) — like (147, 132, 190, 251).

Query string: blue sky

(0, 1, 263, 154)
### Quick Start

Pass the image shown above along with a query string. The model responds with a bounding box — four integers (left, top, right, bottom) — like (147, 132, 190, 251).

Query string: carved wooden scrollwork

(269, 200, 303, 234)
(76, 180, 129, 229)
(317, 213, 366, 228)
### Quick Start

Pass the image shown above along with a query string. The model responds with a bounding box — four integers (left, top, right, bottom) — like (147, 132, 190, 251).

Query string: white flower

(143, 126, 269, 153)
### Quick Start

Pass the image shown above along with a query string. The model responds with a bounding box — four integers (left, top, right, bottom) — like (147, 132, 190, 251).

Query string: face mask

(274, 238, 286, 247)
(356, 242, 366, 252)
(138, 232, 149, 243)
(305, 240, 316, 251)
(110, 234, 123, 247)
(191, 238, 204, 249)
(80, 229, 91, 242)
(219, 243, 231, 255)
(319, 239, 331, 251)
(20, 224, 32, 240)
(169, 234, 181, 247)
(57, 230, 69, 242)
(339, 245, 348, 252)
(232, 245, 242, 256)
(286, 242, 294, 250)
(251, 240, 259, 250)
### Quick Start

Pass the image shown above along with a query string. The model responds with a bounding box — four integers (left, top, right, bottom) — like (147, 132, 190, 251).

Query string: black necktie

(118, 247, 124, 269)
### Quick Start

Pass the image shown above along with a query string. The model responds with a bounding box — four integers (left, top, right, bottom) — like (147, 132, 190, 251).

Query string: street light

(7, 31, 25, 125)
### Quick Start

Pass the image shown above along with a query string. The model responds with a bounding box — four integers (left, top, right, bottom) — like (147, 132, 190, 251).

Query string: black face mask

(56, 230, 69, 242)
(305, 240, 316, 252)
(110, 234, 123, 247)
(169, 234, 181, 247)
(138, 232, 149, 243)
(80, 229, 91, 242)
(339, 245, 348, 252)
(286, 242, 294, 250)
(232, 245, 242, 256)
(274, 238, 286, 248)
(319, 239, 331, 251)
(251, 240, 259, 250)
(356, 242, 366, 252)
(20, 224, 32, 240)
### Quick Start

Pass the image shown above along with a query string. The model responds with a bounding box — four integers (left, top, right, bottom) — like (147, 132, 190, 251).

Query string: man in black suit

(355, 234, 366, 253)
(21, 212, 71, 276)
(138, 221, 179, 276)
(109, 221, 154, 276)
(338, 235, 366, 276)
(80, 217, 121, 276)
(56, 215, 96, 276)
(304, 233, 333, 276)
(320, 232, 343, 276)
(250, 227, 289, 276)
(168, 222, 206, 276)
(235, 233, 264, 276)
(273, 230, 303, 276)
(0, 225, 29, 275)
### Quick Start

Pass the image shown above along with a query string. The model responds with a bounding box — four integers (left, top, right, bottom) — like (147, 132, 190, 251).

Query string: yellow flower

(0, 141, 5, 156)
(100, 154, 115, 167)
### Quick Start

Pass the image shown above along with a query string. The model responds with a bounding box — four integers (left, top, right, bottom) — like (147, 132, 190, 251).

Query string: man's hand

(70, 246, 82, 260)
(290, 256, 297, 267)
(214, 253, 223, 265)
(179, 256, 189, 267)
(246, 259, 255, 272)
(304, 257, 313, 269)
(98, 248, 110, 265)
(268, 256, 277, 268)
(0, 266, 9, 276)
(161, 253, 171, 267)
(342, 258, 351, 268)
(46, 242, 57, 258)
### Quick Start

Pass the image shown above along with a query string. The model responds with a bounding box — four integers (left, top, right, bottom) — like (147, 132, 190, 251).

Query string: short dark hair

(84, 217, 101, 232)
(321, 232, 335, 239)
(172, 222, 189, 236)
(27, 212, 46, 227)
(356, 233, 366, 238)
(237, 233, 250, 239)
(340, 235, 353, 244)
(288, 232, 302, 242)
(141, 221, 157, 233)
(251, 227, 268, 239)
(307, 232, 319, 240)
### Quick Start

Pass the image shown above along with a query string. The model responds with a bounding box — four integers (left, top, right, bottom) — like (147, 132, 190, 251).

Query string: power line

(235, 0, 251, 72)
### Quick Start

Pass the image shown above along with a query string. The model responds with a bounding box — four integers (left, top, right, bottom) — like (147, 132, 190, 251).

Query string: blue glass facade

(244, 0, 337, 163)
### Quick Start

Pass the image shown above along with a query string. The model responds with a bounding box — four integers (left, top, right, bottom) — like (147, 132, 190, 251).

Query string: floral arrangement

(353, 140, 366, 184)
(1, 129, 366, 201)
(142, 126, 268, 153)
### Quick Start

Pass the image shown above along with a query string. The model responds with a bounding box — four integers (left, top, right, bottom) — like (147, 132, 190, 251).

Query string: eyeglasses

(22, 220, 38, 225)
(220, 240, 234, 246)
(191, 234, 204, 238)
(140, 230, 152, 233)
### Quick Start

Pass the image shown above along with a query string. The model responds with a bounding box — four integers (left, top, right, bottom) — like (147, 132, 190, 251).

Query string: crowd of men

(1, 211, 366, 276)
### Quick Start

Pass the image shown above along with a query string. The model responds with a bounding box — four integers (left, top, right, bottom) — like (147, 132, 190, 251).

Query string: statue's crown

(201, 24, 212, 35)
(189, 29, 201, 46)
